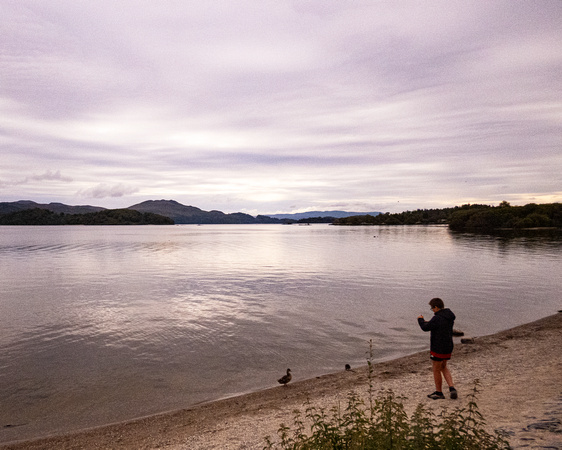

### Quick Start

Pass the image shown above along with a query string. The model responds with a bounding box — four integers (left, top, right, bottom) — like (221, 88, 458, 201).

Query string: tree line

(448, 201, 561, 231)
(333, 202, 562, 231)
(0, 208, 174, 225)
(2, 202, 560, 230)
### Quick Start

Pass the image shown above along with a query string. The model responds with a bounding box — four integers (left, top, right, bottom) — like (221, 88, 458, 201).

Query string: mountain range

(0, 200, 380, 224)
(266, 210, 381, 220)
(127, 200, 275, 224)
(0, 200, 105, 215)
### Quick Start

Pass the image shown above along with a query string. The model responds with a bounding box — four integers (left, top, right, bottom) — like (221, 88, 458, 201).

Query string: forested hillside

(0, 208, 174, 225)
(448, 202, 561, 231)
(333, 202, 562, 231)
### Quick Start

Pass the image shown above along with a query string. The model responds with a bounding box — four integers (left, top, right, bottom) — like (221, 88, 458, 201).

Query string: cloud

(0, 170, 73, 188)
(1, 1, 561, 213)
(78, 183, 139, 199)
(31, 170, 73, 182)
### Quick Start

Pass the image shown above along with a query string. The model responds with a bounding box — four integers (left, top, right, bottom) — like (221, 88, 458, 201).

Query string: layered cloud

(0, 170, 73, 188)
(1, 1, 561, 213)
(77, 183, 139, 199)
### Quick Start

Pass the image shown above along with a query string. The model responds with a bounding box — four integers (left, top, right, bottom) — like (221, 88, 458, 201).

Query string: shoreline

(2, 312, 561, 449)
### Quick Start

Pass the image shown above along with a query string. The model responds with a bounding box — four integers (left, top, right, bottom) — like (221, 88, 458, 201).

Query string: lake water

(0, 224, 560, 442)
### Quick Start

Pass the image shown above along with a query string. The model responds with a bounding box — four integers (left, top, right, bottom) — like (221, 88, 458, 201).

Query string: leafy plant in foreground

(264, 375, 510, 449)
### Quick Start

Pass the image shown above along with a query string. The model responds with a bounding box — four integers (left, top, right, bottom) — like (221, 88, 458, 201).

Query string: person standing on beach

(417, 298, 458, 400)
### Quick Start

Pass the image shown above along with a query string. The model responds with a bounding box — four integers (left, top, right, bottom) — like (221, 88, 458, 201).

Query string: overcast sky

(1, 1, 561, 214)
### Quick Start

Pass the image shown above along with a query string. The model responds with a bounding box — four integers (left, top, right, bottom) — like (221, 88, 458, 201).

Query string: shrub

(264, 343, 509, 449)
(264, 382, 509, 449)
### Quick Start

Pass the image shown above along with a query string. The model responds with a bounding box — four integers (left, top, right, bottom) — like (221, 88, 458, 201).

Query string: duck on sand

(277, 368, 292, 386)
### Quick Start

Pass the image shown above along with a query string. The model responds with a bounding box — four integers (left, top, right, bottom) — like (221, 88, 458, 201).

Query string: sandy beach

(2, 312, 561, 450)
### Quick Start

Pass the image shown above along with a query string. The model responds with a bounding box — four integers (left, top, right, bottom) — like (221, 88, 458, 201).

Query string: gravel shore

(2, 312, 561, 450)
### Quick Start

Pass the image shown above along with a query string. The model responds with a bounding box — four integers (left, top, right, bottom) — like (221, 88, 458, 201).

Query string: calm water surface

(0, 224, 560, 442)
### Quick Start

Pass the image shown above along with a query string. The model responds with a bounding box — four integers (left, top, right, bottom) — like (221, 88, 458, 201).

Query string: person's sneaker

(449, 387, 458, 399)
(427, 391, 445, 400)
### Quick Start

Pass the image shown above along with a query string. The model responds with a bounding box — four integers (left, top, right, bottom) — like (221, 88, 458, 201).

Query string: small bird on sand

(278, 368, 292, 386)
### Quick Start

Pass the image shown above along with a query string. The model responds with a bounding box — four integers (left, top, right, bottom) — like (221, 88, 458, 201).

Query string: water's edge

(3, 311, 560, 447)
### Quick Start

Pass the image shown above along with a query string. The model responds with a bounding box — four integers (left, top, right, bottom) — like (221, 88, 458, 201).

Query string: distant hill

(0, 200, 105, 215)
(0, 200, 281, 224)
(126, 201, 379, 224)
(265, 210, 381, 220)
(127, 200, 280, 224)
(0, 200, 381, 225)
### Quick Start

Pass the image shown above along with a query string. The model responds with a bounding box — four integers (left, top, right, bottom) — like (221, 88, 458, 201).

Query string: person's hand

(418, 315, 424, 319)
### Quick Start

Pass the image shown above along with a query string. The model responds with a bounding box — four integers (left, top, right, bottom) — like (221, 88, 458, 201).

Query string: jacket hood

(437, 308, 456, 322)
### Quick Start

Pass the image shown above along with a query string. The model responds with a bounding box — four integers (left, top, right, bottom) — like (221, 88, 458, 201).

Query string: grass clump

(264, 341, 509, 449)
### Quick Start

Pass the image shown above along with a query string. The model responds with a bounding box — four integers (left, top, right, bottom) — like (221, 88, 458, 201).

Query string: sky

(1, 1, 561, 215)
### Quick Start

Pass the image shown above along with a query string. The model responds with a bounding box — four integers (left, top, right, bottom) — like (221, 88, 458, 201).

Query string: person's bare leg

(441, 360, 454, 388)
(432, 360, 443, 392)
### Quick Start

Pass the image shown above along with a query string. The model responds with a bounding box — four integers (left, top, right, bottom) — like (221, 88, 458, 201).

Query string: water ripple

(0, 225, 560, 442)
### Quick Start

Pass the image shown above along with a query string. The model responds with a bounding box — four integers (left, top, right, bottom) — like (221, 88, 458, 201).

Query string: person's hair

(429, 297, 445, 309)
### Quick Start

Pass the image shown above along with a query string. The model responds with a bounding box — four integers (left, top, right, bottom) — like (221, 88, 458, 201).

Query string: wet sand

(2, 312, 561, 449)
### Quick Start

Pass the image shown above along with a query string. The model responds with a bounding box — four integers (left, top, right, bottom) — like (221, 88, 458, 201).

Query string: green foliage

(0, 208, 174, 225)
(298, 217, 337, 224)
(333, 205, 488, 227)
(0, 208, 65, 225)
(449, 202, 561, 231)
(264, 380, 510, 450)
(332, 202, 561, 232)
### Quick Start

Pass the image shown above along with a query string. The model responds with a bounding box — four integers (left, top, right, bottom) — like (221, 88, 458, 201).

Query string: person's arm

(418, 315, 437, 331)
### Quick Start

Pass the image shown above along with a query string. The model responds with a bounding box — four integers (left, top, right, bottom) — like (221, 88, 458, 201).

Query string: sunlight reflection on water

(0, 224, 560, 442)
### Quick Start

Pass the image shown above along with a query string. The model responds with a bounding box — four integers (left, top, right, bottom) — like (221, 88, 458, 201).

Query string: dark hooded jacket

(418, 308, 456, 355)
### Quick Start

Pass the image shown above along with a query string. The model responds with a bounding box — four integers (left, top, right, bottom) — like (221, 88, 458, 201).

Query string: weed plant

(264, 341, 509, 449)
